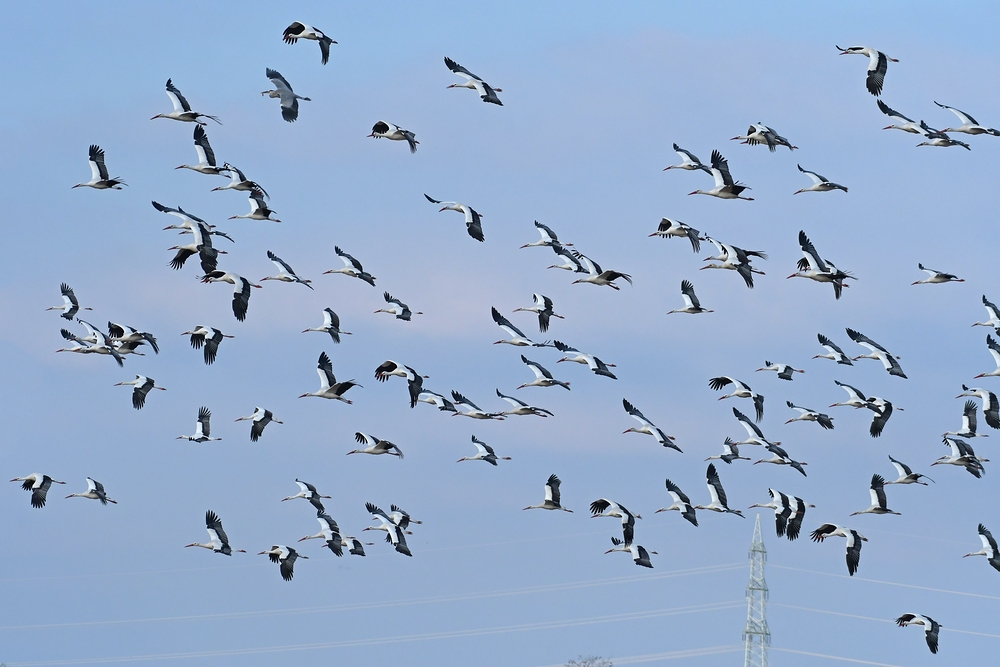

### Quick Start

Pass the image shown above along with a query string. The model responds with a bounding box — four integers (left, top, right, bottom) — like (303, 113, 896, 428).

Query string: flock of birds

(19, 30, 1000, 659)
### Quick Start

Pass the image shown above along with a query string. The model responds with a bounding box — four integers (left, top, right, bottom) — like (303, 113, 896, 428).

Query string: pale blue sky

(2, 2, 999, 666)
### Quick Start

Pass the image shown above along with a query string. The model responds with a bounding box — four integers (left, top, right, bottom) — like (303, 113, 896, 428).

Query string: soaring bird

(348, 432, 403, 458)
(605, 537, 655, 568)
(365, 504, 413, 556)
(934, 100, 1000, 136)
(866, 395, 899, 438)
(836, 45, 897, 96)
(688, 150, 753, 200)
(663, 143, 712, 173)
(65, 477, 116, 505)
(282, 22, 336, 64)
(622, 398, 680, 452)
(424, 194, 485, 242)
(495, 389, 552, 418)
(457, 435, 511, 466)
(262, 69, 311, 123)
(374, 361, 427, 408)
(262, 250, 313, 289)
(444, 56, 502, 105)
(10, 474, 66, 508)
(571, 251, 632, 290)
(513, 293, 563, 333)
(259, 545, 307, 580)
(176, 125, 227, 176)
(814, 334, 854, 365)
(850, 474, 900, 516)
(753, 442, 808, 477)
(114, 375, 165, 410)
(281, 480, 331, 512)
(323, 246, 376, 286)
(368, 121, 418, 153)
(957, 385, 1000, 430)
(785, 401, 834, 430)
(492, 307, 546, 346)
(731, 123, 797, 151)
(846, 328, 906, 378)
(700, 235, 766, 289)
(885, 455, 933, 486)
(709, 376, 764, 422)
(756, 362, 803, 381)
(944, 400, 986, 438)
(375, 292, 422, 321)
(749, 489, 813, 540)
(553, 341, 617, 379)
(895, 614, 941, 654)
(235, 407, 282, 442)
(793, 164, 847, 194)
(964, 524, 1000, 572)
(706, 438, 750, 465)
(449, 392, 503, 421)
(185, 510, 244, 555)
(182, 326, 233, 365)
(299, 352, 361, 403)
(877, 99, 922, 133)
(200, 272, 261, 322)
(667, 279, 712, 314)
(177, 406, 221, 443)
(932, 437, 987, 478)
(788, 230, 853, 299)
(298, 512, 343, 556)
(523, 474, 572, 512)
(167, 218, 225, 274)
(655, 479, 698, 526)
(152, 79, 221, 125)
(47, 283, 92, 320)
(73, 145, 126, 190)
(302, 309, 351, 344)
(212, 162, 268, 197)
(520, 220, 572, 250)
(649, 218, 701, 253)
(916, 121, 971, 150)
(731, 407, 780, 448)
(912, 263, 963, 285)
(696, 464, 744, 517)
(107, 323, 159, 355)
(518, 355, 570, 390)
(229, 189, 281, 222)
(590, 499, 641, 547)
(811, 524, 866, 575)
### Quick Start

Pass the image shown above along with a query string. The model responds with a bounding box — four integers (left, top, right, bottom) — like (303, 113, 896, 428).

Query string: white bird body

(235, 407, 282, 442)
(756, 361, 803, 381)
(185, 510, 244, 555)
(176, 125, 226, 175)
(810, 523, 866, 575)
(262, 250, 313, 289)
(200, 272, 261, 322)
(885, 455, 933, 486)
(523, 474, 572, 512)
(229, 190, 280, 222)
(151, 79, 221, 125)
(935, 101, 1000, 135)
(695, 464, 744, 517)
(622, 398, 680, 452)
(211, 163, 268, 196)
(369, 121, 418, 153)
(495, 389, 552, 417)
(10, 473, 66, 508)
(895, 614, 941, 654)
(663, 143, 712, 172)
(177, 406, 221, 442)
(450, 390, 504, 420)
(518, 354, 570, 390)
(302, 308, 352, 343)
(299, 351, 361, 403)
(605, 537, 655, 568)
(521, 220, 570, 249)
(114, 374, 166, 410)
(259, 545, 307, 580)
(262, 68, 310, 123)
(348, 432, 403, 458)
(836, 45, 897, 96)
(654, 479, 698, 526)
(850, 474, 900, 516)
(65, 477, 116, 504)
(688, 150, 753, 200)
(731, 123, 797, 151)
(73, 145, 126, 190)
(323, 246, 376, 286)
(513, 293, 563, 333)
(668, 279, 712, 314)
(571, 251, 632, 290)
(283, 22, 336, 64)
(913, 262, 963, 285)
(457, 435, 511, 465)
(793, 164, 847, 194)
(444, 57, 502, 105)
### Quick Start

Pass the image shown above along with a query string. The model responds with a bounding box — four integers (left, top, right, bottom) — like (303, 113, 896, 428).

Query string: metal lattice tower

(743, 513, 770, 667)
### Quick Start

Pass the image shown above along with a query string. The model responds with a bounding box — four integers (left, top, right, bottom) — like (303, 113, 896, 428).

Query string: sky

(2, 2, 1000, 665)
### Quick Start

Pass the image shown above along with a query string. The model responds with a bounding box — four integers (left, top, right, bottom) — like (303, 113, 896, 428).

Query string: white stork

(176, 125, 227, 176)
(706, 438, 749, 465)
(787, 230, 852, 300)
(700, 235, 765, 289)
(235, 407, 282, 442)
(200, 271, 261, 322)
(622, 398, 680, 452)
(785, 401, 834, 430)
(65, 477, 116, 505)
(72, 145, 126, 190)
(695, 464, 744, 517)
(850, 474, 900, 516)
(810, 523, 866, 575)
(211, 163, 268, 197)
(709, 376, 764, 422)
(830, 380, 869, 408)
(667, 279, 712, 314)
(895, 614, 941, 654)
(299, 351, 361, 403)
(262, 250, 313, 289)
(814, 333, 854, 365)
(520, 220, 571, 249)
(518, 355, 570, 390)
(182, 326, 232, 365)
(605, 537, 655, 568)
(450, 390, 504, 420)
(513, 293, 563, 333)
(364, 504, 413, 557)
(259, 545, 307, 580)
(836, 45, 897, 96)
(749, 490, 812, 541)
(281, 480, 330, 512)
(374, 361, 427, 408)
(424, 194, 484, 242)
(885, 455, 933, 486)
(323, 246, 376, 286)
(590, 499, 641, 546)
(348, 432, 403, 458)
(688, 150, 753, 200)
(756, 362, 803, 381)
(663, 143, 712, 172)
(457, 435, 511, 466)
(731, 407, 780, 448)
(935, 100, 1000, 135)
(10, 474, 66, 508)
(177, 406, 221, 442)
(492, 307, 545, 346)
(114, 375, 165, 410)
(495, 389, 553, 417)
(553, 341, 617, 379)
(282, 22, 336, 65)
(753, 443, 808, 477)
(47, 283, 91, 320)
(731, 123, 797, 151)
(228, 189, 280, 222)
(944, 400, 987, 438)
(793, 164, 847, 194)
(151, 79, 221, 125)
(648, 218, 701, 253)
(877, 100, 922, 133)
(368, 121, 418, 153)
(913, 263, 963, 285)
(375, 292, 422, 321)
(444, 57, 502, 105)
(654, 479, 698, 526)
(964, 524, 1000, 572)
(958, 385, 1000, 430)
(571, 251, 632, 290)
(846, 328, 907, 378)
(523, 474, 572, 512)
(185, 511, 244, 555)
(298, 511, 344, 556)
(303, 308, 351, 343)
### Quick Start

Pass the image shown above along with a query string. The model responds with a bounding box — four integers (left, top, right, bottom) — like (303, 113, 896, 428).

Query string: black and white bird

(932, 437, 987, 478)
(282, 22, 336, 64)
(667, 279, 712, 314)
(302, 309, 351, 343)
(688, 150, 753, 200)
(365, 504, 413, 556)
(916, 121, 971, 150)
(451, 390, 504, 420)
(235, 407, 282, 442)
(48, 283, 91, 320)
(731, 407, 780, 448)
(654, 479, 698, 526)
(154, 201, 234, 242)
(850, 474, 900, 516)
(167, 218, 225, 274)
(281, 480, 331, 512)
(867, 397, 899, 438)
(756, 362, 803, 381)
(877, 100, 923, 134)
(709, 377, 764, 422)
(793, 164, 847, 194)
(10, 474, 66, 508)
(912, 263, 963, 285)
(523, 474, 572, 512)
(749, 490, 812, 541)
(375, 361, 427, 408)
(259, 545, 307, 580)
(368, 121, 418, 153)
(348, 432, 403, 458)
(895, 614, 941, 654)
(753, 443, 808, 477)
(836, 45, 897, 96)
(262, 69, 310, 122)
(176, 125, 227, 176)
(695, 464, 744, 517)
(700, 236, 766, 289)
(114, 375, 165, 410)
(211, 163, 268, 197)
(935, 101, 1000, 136)
(262, 250, 313, 289)
(444, 57, 502, 105)
(830, 380, 868, 408)
(492, 307, 546, 346)
(513, 294, 563, 333)
(788, 231, 853, 300)
(622, 398, 680, 452)
(706, 438, 750, 465)
(152, 79, 221, 125)
(495, 389, 553, 418)
(182, 326, 233, 365)
(177, 406, 221, 443)
(663, 143, 712, 173)
(108, 323, 159, 355)
(299, 351, 361, 403)
(73, 145, 126, 190)
(605, 537, 655, 568)
(958, 385, 1000, 430)
(520, 220, 571, 249)
(65, 477, 116, 504)
(424, 194, 484, 242)
(457, 435, 511, 466)
(648, 218, 701, 253)
(972, 335, 1000, 379)
(57, 322, 123, 366)
(323, 246, 376, 286)
(200, 272, 261, 322)
(590, 499, 641, 546)
(553, 341, 617, 379)
(814, 334, 854, 365)
(298, 511, 343, 556)
(944, 400, 987, 438)
(846, 328, 907, 378)
(785, 401, 834, 430)
(343, 536, 371, 557)
(964, 524, 1000, 572)
(885, 455, 933, 486)
(731, 123, 797, 151)
(571, 251, 632, 290)
(229, 189, 281, 221)
(547, 243, 587, 272)
(185, 510, 244, 555)
(811, 524, 866, 576)
(518, 355, 570, 390)
(375, 292, 422, 321)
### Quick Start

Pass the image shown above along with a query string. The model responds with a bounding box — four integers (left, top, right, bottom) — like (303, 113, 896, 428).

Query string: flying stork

(654, 479, 698, 526)
(520, 220, 572, 249)
(177, 406, 221, 442)
(700, 235, 766, 289)
(114, 375, 166, 410)
(895, 614, 941, 654)
(787, 230, 853, 299)
(259, 545, 307, 580)
(451, 390, 504, 419)
(73, 145, 126, 190)
(368, 121, 418, 153)
(913, 263, 963, 285)
(424, 194, 485, 242)
(298, 511, 343, 556)
(571, 251, 632, 290)
(374, 361, 427, 408)
(281, 480, 330, 512)
(235, 407, 282, 442)
(663, 143, 712, 173)
(152, 79, 221, 124)
(323, 246, 376, 286)
(65, 477, 116, 505)
(303, 309, 351, 343)
(885, 455, 933, 485)
(622, 398, 680, 452)
(696, 464, 744, 517)
(706, 438, 750, 465)
(846, 328, 907, 378)
(513, 293, 564, 333)
(836, 45, 897, 96)
(228, 189, 281, 222)
(185, 510, 244, 555)
(957, 385, 1000, 430)
(756, 361, 803, 381)
(182, 326, 233, 365)
(648, 217, 701, 253)
(814, 334, 854, 365)
(176, 125, 227, 176)
(365, 503, 413, 556)
(709, 376, 764, 422)
(605, 537, 655, 568)
(375, 292, 422, 321)
(850, 474, 900, 516)
(348, 432, 403, 458)
(47, 283, 91, 320)
(282, 22, 336, 64)
(785, 401, 834, 430)
(10, 474, 66, 508)
(495, 389, 552, 417)
(457, 435, 511, 466)
(492, 307, 546, 346)
(518, 355, 570, 390)
(964, 524, 1000, 572)
(444, 56, 502, 105)
(731, 123, 797, 151)
(590, 498, 641, 546)
(211, 162, 268, 197)
(811, 524, 866, 575)
(523, 474, 572, 512)
(299, 351, 361, 403)
(688, 150, 753, 200)
(944, 400, 987, 438)
(753, 443, 808, 477)
(730, 407, 779, 448)
(200, 271, 261, 322)
(553, 341, 617, 379)
(793, 165, 847, 194)
(667, 280, 712, 314)
(934, 100, 1000, 135)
